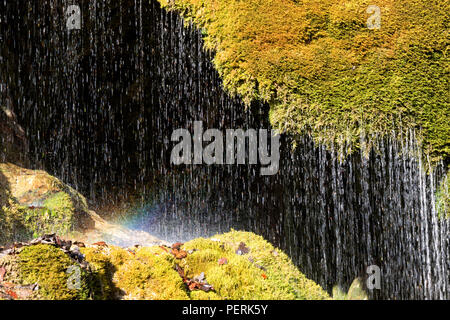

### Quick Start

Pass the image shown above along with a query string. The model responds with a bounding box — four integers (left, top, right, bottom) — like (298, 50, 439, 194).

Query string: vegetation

(0, 245, 91, 300)
(0, 231, 330, 300)
(0, 163, 93, 244)
(436, 173, 449, 219)
(332, 278, 368, 300)
(158, 0, 449, 161)
(82, 245, 189, 300)
(180, 230, 330, 300)
(80, 230, 329, 300)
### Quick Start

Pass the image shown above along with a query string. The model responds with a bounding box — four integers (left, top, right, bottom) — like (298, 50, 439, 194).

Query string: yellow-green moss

(332, 278, 368, 300)
(79, 246, 121, 299)
(0, 163, 94, 245)
(0, 244, 91, 300)
(436, 173, 449, 219)
(179, 230, 330, 300)
(0, 194, 75, 243)
(1, 231, 330, 300)
(0, 200, 29, 244)
(81, 245, 189, 300)
(158, 0, 449, 162)
(81, 231, 329, 300)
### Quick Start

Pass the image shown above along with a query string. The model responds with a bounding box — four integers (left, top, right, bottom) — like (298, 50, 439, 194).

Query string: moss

(0, 201, 30, 244)
(81, 245, 189, 300)
(25, 192, 75, 237)
(0, 194, 75, 243)
(0, 244, 91, 300)
(158, 0, 449, 162)
(179, 230, 330, 300)
(114, 253, 189, 300)
(1, 231, 330, 300)
(80, 247, 120, 299)
(436, 173, 449, 219)
(332, 278, 368, 300)
(82, 231, 329, 300)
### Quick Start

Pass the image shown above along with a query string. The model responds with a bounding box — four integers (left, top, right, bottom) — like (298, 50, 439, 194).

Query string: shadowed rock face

(0, 104, 28, 167)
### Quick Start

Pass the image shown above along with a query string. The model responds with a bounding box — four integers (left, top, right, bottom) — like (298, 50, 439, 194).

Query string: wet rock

(0, 105, 29, 167)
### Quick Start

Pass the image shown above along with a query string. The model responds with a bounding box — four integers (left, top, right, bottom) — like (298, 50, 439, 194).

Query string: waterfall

(1, 0, 448, 300)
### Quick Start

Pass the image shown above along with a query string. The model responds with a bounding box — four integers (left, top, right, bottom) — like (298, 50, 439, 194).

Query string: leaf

(5, 289, 18, 300)
(172, 242, 184, 250)
(92, 241, 108, 247)
(171, 248, 188, 259)
(159, 245, 169, 253)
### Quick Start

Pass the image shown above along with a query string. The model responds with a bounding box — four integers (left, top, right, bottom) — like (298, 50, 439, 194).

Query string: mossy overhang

(157, 0, 449, 163)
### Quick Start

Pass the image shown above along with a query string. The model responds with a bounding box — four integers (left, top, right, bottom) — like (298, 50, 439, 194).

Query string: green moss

(81, 246, 189, 300)
(0, 193, 75, 243)
(1, 231, 330, 300)
(22, 192, 75, 237)
(115, 253, 189, 300)
(81, 231, 329, 300)
(179, 230, 330, 300)
(0, 201, 29, 244)
(0, 244, 91, 300)
(158, 0, 449, 162)
(436, 173, 449, 219)
(80, 247, 120, 300)
(0, 163, 95, 245)
(332, 278, 368, 300)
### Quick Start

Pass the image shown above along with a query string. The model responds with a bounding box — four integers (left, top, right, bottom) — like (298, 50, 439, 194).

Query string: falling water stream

(1, 0, 448, 300)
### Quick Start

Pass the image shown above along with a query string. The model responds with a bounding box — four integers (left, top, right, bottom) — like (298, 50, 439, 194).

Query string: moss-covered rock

(0, 231, 330, 300)
(0, 163, 164, 247)
(0, 244, 92, 300)
(158, 0, 449, 162)
(332, 278, 368, 300)
(0, 163, 95, 244)
(436, 172, 449, 219)
(80, 245, 189, 300)
(80, 230, 330, 300)
(179, 231, 330, 300)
